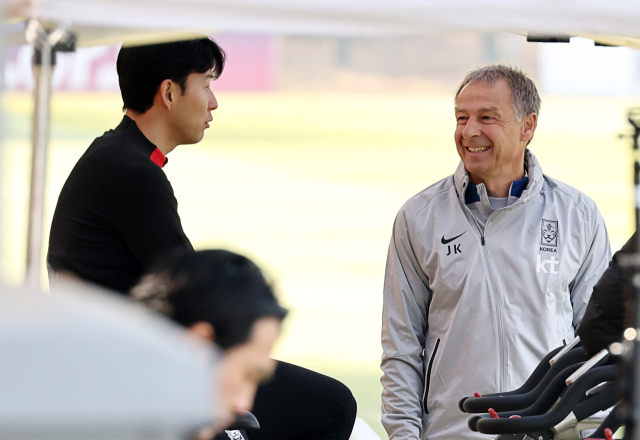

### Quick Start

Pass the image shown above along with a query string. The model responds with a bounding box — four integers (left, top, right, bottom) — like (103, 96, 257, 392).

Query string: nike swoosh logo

(441, 232, 466, 244)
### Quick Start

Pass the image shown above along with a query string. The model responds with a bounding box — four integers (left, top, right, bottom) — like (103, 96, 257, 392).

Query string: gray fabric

(381, 151, 611, 440)
(487, 196, 508, 210)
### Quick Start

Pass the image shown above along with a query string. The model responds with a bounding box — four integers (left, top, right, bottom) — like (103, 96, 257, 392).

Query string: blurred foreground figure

(381, 65, 611, 440)
(133, 249, 358, 440)
(131, 249, 288, 435)
(48, 39, 356, 440)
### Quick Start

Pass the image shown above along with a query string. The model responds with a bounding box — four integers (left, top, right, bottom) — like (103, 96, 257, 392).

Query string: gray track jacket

(381, 152, 610, 440)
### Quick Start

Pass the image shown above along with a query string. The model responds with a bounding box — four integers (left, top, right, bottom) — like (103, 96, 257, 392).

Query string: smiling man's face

(454, 78, 531, 186)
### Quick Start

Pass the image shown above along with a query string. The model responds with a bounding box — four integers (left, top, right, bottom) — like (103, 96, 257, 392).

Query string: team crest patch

(541, 219, 558, 247)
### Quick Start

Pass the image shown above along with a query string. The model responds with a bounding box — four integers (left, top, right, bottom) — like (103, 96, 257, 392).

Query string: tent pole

(25, 41, 52, 288)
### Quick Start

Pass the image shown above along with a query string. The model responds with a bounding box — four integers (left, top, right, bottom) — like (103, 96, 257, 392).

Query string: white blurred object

(3, 0, 640, 46)
(0, 282, 222, 440)
(540, 36, 640, 95)
(349, 417, 382, 440)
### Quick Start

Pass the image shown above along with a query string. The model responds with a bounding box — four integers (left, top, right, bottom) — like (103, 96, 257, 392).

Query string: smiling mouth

(466, 146, 490, 153)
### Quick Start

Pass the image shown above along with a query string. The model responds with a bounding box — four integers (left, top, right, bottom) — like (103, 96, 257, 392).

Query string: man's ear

(521, 113, 538, 143)
(188, 321, 216, 342)
(159, 79, 175, 109)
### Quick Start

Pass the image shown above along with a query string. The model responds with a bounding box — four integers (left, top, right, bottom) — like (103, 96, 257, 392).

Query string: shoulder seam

(408, 177, 456, 218)
(543, 177, 589, 219)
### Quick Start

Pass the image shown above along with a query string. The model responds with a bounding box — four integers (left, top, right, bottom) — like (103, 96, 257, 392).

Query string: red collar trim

(150, 148, 168, 168)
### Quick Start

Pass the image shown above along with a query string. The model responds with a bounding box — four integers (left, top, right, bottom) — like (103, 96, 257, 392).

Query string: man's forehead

(455, 79, 514, 110)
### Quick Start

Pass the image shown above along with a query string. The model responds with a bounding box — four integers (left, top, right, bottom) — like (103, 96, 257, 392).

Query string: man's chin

(463, 162, 491, 176)
(195, 132, 206, 143)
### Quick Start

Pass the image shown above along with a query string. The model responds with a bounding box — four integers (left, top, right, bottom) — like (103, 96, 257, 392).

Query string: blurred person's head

(130, 249, 287, 427)
(453, 65, 540, 196)
(117, 38, 226, 150)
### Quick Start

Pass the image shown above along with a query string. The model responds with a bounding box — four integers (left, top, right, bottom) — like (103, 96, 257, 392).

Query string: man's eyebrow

(455, 106, 501, 113)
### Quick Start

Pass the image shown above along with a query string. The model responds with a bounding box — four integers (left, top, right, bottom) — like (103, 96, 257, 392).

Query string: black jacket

(577, 232, 637, 356)
(48, 116, 193, 293)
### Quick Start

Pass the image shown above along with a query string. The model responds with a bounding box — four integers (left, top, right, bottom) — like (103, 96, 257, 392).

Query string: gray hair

(454, 65, 541, 122)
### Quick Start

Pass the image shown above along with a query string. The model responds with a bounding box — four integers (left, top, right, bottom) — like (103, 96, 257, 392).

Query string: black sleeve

(577, 232, 636, 357)
(112, 164, 193, 270)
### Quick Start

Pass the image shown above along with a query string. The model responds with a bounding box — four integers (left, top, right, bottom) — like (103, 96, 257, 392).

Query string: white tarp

(4, 0, 640, 48)
(0, 282, 221, 439)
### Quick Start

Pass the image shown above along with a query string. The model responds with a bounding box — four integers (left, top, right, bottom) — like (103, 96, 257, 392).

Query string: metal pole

(22, 22, 74, 289)
(24, 42, 52, 288)
(0, 3, 4, 283)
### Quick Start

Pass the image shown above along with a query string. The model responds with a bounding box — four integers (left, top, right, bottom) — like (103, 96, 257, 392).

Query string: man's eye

(456, 117, 467, 122)
(482, 116, 495, 121)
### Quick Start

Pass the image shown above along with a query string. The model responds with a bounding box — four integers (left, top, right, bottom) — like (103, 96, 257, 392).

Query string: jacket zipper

(461, 203, 505, 391)
(480, 201, 531, 392)
(481, 233, 507, 392)
(422, 338, 441, 414)
(458, 177, 535, 393)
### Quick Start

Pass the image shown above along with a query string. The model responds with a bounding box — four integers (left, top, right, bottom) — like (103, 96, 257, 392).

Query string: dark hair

(117, 38, 226, 114)
(131, 249, 287, 350)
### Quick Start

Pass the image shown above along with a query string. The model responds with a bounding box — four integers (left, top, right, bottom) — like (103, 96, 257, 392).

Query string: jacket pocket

(422, 338, 441, 414)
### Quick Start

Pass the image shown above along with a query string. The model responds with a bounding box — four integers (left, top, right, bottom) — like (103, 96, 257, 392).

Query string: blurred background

(2, 31, 639, 436)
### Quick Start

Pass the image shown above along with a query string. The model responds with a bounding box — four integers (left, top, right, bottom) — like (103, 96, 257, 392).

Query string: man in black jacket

(48, 38, 223, 292)
(48, 38, 356, 440)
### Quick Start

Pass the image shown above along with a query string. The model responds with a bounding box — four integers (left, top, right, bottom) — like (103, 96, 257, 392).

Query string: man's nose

(209, 91, 218, 111)
(233, 393, 254, 411)
(461, 118, 481, 138)
(233, 387, 256, 413)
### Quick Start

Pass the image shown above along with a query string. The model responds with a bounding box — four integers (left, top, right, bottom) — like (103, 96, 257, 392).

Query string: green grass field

(1, 91, 637, 437)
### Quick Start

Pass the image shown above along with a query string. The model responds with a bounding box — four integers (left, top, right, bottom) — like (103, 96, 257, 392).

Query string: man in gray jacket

(381, 65, 611, 440)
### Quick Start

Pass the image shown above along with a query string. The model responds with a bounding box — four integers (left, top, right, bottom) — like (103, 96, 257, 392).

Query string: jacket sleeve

(577, 232, 636, 357)
(381, 208, 431, 440)
(569, 206, 611, 330)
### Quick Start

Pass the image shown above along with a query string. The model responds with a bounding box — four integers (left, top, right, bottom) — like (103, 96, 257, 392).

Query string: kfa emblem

(541, 219, 558, 247)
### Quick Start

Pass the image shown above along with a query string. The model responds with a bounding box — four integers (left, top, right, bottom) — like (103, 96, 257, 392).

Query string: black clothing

(215, 361, 357, 440)
(48, 116, 192, 293)
(577, 232, 637, 357)
(249, 361, 357, 440)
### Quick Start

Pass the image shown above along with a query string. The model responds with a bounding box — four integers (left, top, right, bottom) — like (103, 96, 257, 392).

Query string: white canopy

(4, 0, 640, 48)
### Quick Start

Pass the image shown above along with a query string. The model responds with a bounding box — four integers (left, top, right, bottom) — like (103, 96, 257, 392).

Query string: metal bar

(549, 335, 580, 365)
(565, 349, 608, 386)
(24, 42, 52, 288)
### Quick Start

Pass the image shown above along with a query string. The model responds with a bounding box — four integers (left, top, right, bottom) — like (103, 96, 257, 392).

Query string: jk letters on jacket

(381, 151, 611, 440)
